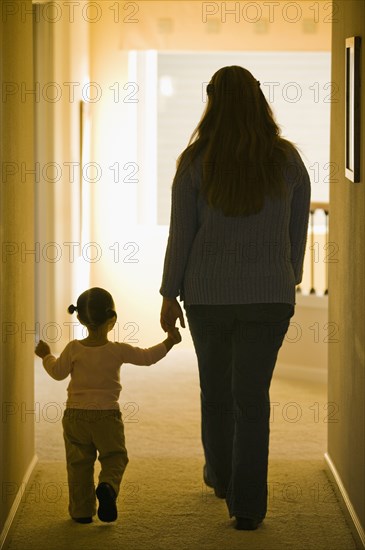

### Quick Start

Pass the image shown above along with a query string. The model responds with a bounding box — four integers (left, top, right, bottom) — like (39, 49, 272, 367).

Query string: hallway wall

(0, 0, 36, 538)
(32, 2, 90, 354)
(327, 0, 365, 541)
(0, 0, 90, 543)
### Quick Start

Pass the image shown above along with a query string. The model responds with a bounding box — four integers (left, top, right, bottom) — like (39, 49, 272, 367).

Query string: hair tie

(206, 83, 214, 95)
(257, 80, 261, 86)
(68, 304, 77, 314)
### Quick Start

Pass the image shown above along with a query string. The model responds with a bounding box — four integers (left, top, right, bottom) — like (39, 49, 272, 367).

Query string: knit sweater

(42, 340, 167, 409)
(160, 148, 311, 306)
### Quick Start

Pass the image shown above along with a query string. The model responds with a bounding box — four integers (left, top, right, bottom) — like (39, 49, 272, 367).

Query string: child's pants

(62, 408, 129, 518)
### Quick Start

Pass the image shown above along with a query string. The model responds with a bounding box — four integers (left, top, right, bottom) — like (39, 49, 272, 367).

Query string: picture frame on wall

(345, 36, 361, 183)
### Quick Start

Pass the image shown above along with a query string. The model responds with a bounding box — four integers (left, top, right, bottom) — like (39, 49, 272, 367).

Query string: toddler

(35, 287, 181, 524)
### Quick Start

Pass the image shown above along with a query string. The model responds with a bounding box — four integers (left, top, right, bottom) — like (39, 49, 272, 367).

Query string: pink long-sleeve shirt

(42, 340, 167, 410)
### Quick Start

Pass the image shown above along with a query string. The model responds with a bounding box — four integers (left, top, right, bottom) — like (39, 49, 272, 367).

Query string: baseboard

(324, 452, 365, 549)
(0, 454, 38, 550)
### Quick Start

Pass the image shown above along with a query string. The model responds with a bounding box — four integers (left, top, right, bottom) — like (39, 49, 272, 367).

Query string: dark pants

(184, 302, 294, 519)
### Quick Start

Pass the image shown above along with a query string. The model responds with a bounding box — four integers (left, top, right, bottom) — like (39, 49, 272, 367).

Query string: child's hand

(35, 340, 51, 359)
(167, 327, 182, 344)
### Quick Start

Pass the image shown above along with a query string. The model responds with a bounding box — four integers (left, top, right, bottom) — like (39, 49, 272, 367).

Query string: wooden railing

(297, 202, 329, 296)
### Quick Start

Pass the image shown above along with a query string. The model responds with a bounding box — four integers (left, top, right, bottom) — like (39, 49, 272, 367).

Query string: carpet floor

(6, 350, 358, 550)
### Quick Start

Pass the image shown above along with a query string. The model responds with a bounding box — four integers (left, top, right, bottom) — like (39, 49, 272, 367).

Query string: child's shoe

(96, 482, 117, 522)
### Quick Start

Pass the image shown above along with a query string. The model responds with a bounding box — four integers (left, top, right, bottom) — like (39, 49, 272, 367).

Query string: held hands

(161, 297, 184, 350)
(167, 327, 182, 344)
(35, 340, 51, 359)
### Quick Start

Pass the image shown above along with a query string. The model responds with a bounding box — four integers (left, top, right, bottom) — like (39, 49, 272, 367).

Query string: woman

(159, 66, 310, 530)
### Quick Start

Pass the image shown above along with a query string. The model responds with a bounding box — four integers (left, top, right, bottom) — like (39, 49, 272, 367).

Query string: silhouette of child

(35, 287, 181, 524)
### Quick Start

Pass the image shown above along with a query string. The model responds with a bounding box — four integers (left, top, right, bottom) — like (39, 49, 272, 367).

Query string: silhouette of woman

(159, 65, 310, 530)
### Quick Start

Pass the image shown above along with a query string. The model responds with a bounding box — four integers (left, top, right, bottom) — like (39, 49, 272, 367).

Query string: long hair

(177, 65, 296, 216)
(68, 287, 117, 329)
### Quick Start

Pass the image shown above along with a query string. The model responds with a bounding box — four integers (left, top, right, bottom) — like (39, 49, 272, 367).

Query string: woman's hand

(35, 340, 51, 359)
(160, 297, 186, 332)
